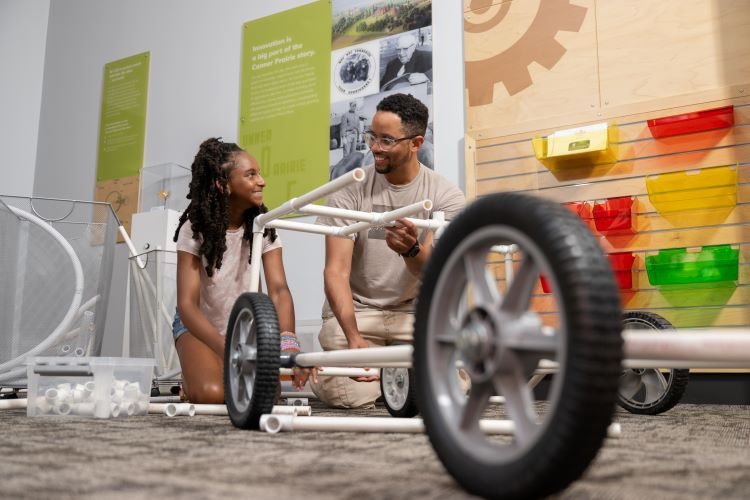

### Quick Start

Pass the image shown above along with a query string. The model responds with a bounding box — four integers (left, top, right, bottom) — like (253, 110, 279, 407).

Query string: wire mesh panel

(128, 250, 181, 379)
(0, 196, 117, 387)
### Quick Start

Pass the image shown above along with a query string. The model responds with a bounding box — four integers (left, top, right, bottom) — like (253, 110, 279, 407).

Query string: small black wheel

(150, 387, 160, 397)
(619, 311, 689, 415)
(224, 292, 280, 429)
(380, 367, 419, 418)
(415, 192, 623, 499)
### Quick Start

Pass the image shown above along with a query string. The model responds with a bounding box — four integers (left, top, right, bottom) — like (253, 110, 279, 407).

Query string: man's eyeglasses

(363, 131, 417, 150)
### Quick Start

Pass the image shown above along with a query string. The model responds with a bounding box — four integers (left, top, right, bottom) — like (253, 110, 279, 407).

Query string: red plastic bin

(592, 196, 634, 235)
(541, 251, 635, 292)
(563, 201, 594, 231)
(647, 105, 734, 138)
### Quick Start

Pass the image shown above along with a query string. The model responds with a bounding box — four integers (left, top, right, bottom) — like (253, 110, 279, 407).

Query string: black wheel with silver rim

(414, 193, 623, 499)
(619, 311, 689, 415)
(224, 292, 280, 429)
(380, 367, 419, 418)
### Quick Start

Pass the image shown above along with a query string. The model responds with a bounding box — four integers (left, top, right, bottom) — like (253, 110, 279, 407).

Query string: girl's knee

(186, 380, 224, 404)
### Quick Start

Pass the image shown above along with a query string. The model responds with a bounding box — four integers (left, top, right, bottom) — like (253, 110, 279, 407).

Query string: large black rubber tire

(414, 192, 623, 499)
(380, 367, 419, 418)
(224, 292, 280, 430)
(619, 311, 689, 415)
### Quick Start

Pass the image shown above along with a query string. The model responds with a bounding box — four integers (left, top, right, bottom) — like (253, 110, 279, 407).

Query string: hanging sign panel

(239, 1, 332, 208)
(96, 51, 150, 182)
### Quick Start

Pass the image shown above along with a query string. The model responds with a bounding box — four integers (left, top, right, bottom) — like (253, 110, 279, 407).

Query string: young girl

(172, 137, 311, 403)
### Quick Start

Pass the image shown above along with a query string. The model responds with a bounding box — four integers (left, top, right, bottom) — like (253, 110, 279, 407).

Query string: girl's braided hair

(173, 137, 276, 277)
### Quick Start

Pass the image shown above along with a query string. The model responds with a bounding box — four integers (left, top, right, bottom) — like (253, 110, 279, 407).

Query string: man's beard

(374, 163, 396, 174)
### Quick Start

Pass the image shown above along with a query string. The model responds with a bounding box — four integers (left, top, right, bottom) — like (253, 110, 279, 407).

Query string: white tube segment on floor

(0, 398, 27, 410)
(259, 415, 621, 438)
(165, 403, 195, 417)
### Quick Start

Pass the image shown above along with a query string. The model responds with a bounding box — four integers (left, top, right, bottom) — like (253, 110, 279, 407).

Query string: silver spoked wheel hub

(228, 308, 258, 413)
(427, 225, 567, 463)
(382, 367, 410, 410)
(619, 318, 670, 406)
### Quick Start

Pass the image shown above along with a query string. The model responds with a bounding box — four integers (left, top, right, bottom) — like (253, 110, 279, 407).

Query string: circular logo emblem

(334, 47, 375, 96)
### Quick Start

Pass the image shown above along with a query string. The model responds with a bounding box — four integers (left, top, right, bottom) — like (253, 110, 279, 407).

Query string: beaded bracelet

(280, 332, 301, 353)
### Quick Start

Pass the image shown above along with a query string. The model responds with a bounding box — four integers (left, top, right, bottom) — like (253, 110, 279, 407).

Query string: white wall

(31, 0, 465, 353)
(0, 0, 50, 197)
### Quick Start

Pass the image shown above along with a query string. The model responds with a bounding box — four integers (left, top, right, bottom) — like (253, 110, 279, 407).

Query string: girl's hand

(291, 367, 318, 390)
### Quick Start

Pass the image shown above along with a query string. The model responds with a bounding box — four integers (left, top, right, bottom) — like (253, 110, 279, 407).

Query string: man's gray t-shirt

(317, 164, 466, 317)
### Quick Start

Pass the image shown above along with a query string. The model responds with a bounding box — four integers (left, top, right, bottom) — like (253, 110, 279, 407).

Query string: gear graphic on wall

(464, 0, 588, 107)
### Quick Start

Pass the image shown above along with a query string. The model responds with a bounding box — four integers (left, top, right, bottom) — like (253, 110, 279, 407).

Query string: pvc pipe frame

(286, 331, 750, 371)
(259, 415, 621, 439)
(248, 168, 443, 294)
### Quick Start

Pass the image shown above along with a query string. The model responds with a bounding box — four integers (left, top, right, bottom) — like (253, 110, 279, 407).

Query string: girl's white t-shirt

(176, 219, 282, 335)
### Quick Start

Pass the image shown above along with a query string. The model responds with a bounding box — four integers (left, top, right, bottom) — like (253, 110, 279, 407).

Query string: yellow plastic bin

(532, 123, 618, 170)
(646, 165, 737, 213)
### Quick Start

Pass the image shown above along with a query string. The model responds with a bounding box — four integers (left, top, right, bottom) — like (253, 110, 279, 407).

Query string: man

(340, 101, 360, 158)
(311, 93, 466, 408)
(380, 33, 432, 91)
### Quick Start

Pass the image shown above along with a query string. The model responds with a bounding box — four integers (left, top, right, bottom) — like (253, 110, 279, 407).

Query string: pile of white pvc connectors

(32, 379, 149, 418)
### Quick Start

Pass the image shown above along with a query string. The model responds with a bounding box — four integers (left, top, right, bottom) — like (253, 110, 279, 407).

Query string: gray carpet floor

(1, 402, 749, 499)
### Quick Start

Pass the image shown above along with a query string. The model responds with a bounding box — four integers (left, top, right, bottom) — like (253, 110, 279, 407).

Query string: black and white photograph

(378, 27, 432, 92)
(329, 84, 434, 180)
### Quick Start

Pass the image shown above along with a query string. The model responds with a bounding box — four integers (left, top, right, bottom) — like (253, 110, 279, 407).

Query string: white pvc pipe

(256, 168, 366, 227)
(623, 329, 750, 363)
(297, 203, 447, 231)
(266, 219, 343, 236)
(293, 344, 412, 368)
(0, 398, 27, 410)
(149, 396, 181, 403)
(279, 367, 380, 378)
(0, 206, 84, 375)
(119, 225, 146, 269)
(281, 392, 316, 399)
(259, 415, 621, 438)
(338, 200, 432, 236)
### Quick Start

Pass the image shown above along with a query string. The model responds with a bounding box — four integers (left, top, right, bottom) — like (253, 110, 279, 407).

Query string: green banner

(239, 1, 332, 208)
(96, 52, 150, 181)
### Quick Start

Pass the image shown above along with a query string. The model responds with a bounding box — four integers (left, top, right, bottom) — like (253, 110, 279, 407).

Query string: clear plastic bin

(26, 357, 155, 418)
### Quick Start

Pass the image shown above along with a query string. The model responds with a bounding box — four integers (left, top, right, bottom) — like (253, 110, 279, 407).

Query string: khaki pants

(310, 309, 413, 409)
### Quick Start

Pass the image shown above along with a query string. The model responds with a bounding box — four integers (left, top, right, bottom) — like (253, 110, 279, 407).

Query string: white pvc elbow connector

(73, 402, 95, 416)
(271, 405, 312, 416)
(165, 403, 195, 417)
(45, 388, 59, 403)
(123, 383, 140, 401)
(260, 414, 294, 433)
(34, 398, 51, 415)
(53, 402, 72, 416)
(111, 388, 124, 404)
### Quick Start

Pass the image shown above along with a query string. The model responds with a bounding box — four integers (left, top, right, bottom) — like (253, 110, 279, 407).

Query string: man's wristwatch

(400, 240, 421, 258)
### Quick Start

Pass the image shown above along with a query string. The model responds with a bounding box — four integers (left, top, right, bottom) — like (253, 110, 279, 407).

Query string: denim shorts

(172, 309, 188, 342)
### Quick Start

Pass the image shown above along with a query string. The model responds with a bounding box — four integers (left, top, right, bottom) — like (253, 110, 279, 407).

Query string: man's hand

(346, 334, 380, 382)
(384, 218, 418, 255)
